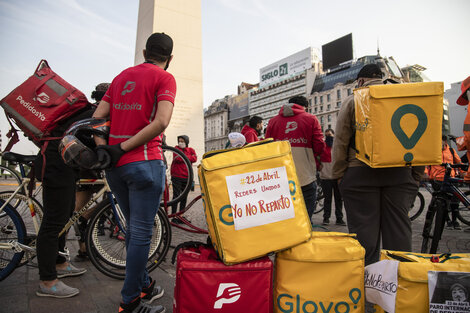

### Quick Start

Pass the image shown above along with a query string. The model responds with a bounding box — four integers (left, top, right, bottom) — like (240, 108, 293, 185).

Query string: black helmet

(59, 118, 110, 169)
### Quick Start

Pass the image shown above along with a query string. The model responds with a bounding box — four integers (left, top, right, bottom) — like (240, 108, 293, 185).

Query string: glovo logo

(390, 104, 428, 163)
(213, 283, 241, 309)
(219, 204, 234, 226)
(289, 180, 297, 201)
(277, 288, 362, 313)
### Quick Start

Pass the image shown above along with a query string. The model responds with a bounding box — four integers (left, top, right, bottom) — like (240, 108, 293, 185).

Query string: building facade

(447, 80, 467, 140)
(308, 55, 406, 131)
(204, 97, 230, 152)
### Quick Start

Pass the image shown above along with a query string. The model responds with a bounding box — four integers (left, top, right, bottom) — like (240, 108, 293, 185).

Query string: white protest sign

(225, 166, 295, 230)
(364, 260, 399, 313)
(428, 271, 470, 313)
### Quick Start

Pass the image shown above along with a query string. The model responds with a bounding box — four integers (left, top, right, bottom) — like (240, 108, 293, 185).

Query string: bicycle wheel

(161, 145, 193, 207)
(409, 191, 425, 221)
(85, 199, 171, 280)
(456, 190, 470, 226)
(0, 192, 43, 237)
(0, 201, 26, 281)
(312, 184, 325, 214)
(0, 165, 22, 190)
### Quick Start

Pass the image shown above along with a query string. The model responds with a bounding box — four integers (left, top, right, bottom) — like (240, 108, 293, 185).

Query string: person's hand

(95, 144, 125, 169)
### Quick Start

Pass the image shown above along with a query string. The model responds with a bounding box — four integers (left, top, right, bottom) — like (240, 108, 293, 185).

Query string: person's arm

(92, 99, 111, 146)
(311, 115, 325, 157)
(187, 147, 197, 163)
(332, 97, 354, 179)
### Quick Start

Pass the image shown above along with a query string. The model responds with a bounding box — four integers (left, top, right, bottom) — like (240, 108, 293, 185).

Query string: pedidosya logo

(16, 95, 46, 121)
(277, 288, 362, 313)
(121, 81, 136, 95)
(36, 92, 50, 104)
(213, 283, 241, 309)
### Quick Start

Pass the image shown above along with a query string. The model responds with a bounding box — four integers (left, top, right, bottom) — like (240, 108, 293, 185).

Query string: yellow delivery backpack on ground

(274, 232, 365, 313)
(374, 250, 470, 313)
(198, 139, 312, 265)
(354, 82, 443, 167)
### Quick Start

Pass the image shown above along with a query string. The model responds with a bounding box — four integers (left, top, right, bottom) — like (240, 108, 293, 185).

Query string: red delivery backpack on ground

(172, 242, 273, 313)
(0, 59, 90, 150)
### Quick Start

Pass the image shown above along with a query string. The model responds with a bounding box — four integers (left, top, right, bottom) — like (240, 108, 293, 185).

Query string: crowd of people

(19, 28, 470, 313)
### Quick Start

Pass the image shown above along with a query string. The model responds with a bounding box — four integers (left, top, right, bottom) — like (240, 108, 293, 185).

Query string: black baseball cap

(146, 32, 173, 56)
(356, 64, 383, 80)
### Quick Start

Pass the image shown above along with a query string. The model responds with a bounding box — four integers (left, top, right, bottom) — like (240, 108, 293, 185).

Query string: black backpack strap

(171, 241, 208, 264)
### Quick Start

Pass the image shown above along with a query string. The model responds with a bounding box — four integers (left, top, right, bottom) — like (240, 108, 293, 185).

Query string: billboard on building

(259, 47, 312, 88)
(322, 33, 353, 70)
(228, 93, 249, 121)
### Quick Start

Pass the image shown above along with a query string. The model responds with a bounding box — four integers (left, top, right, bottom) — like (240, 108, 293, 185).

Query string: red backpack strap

(3, 114, 20, 152)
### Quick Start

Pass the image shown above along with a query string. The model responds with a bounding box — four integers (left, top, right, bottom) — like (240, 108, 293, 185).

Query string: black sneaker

(322, 219, 329, 226)
(119, 297, 165, 313)
(453, 221, 462, 230)
(141, 279, 164, 304)
(336, 220, 347, 226)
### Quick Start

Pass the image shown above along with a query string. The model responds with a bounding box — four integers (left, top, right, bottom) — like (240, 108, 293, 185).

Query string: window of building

(320, 116, 324, 123)
(320, 106, 323, 112)
(314, 107, 318, 113)
(327, 104, 331, 110)
(314, 96, 317, 105)
(327, 115, 331, 122)
(347, 88, 352, 96)
(309, 99, 312, 107)
(328, 124, 331, 129)
(320, 96, 323, 104)
(337, 89, 341, 99)
(337, 101, 341, 108)
(327, 94, 331, 102)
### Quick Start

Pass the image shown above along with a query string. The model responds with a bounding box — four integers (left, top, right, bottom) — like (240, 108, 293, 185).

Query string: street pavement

(0, 181, 469, 313)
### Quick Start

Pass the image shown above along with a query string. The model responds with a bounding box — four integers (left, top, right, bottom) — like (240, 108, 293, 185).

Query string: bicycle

(0, 151, 172, 281)
(421, 163, 470, 254)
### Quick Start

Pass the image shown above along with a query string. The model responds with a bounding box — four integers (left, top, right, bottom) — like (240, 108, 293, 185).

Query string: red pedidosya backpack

(0, 59, 90, 151)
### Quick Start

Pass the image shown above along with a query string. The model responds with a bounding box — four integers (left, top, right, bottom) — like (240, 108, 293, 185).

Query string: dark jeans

(301, 181, 317, 219)
(321, 179, 343, 221)
(171, 176, 188, 214)
(36, 140, 78, 281)
(106, 160, 165, 304)
(339, 166, 418, 265)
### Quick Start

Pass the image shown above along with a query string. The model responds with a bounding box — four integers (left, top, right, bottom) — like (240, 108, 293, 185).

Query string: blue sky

(0, 0, 469, 153)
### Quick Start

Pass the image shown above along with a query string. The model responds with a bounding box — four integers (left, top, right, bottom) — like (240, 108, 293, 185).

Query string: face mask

(325, 135, 334, 147)
(178, 142, 186, 149)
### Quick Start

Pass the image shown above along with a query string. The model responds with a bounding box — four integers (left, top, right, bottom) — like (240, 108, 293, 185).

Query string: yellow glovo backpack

(374, 250, 470, 313)
(198, 139, 312, 265)
(275, 232, 365, 313)
(354, 82, 443, 168)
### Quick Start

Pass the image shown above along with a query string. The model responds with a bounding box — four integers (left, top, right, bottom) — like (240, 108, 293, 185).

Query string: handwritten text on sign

(225, 166, 294, 230)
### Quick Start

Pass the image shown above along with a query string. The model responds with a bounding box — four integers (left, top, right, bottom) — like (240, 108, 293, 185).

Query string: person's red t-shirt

(103, 63, 176, 167)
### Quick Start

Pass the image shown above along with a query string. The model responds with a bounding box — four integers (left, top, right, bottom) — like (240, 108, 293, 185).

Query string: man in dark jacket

(332, 64, 423, 266)
(241, 115, 263, 143)
(265, 96, 325, 219)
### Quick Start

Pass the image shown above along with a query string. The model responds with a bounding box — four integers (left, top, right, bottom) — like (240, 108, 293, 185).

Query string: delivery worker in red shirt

(265, 95, 325, 219)
(241, 115, 263, 143)
(170, 135, 197, 223)
(93, 32, 175, 313)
